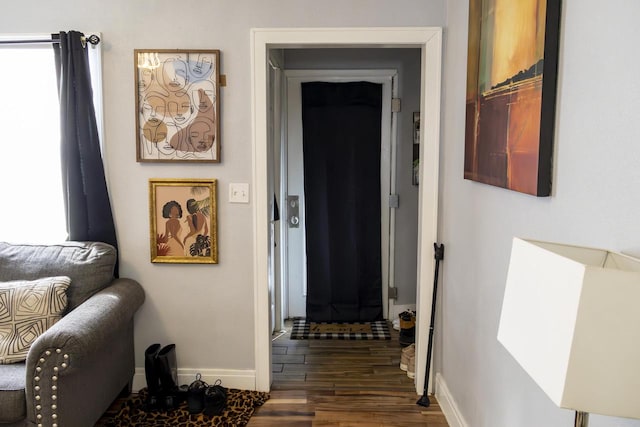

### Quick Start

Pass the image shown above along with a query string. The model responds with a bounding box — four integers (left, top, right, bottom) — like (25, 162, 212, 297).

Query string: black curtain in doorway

(302, 81, 383, 323)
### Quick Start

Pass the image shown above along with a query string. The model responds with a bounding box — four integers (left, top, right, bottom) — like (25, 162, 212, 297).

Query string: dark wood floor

(95, 322, 448, 426)
(248, 321, 449, 426)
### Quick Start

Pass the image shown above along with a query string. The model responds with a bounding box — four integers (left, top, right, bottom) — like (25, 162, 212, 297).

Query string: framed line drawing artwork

(149, 178, 218, 264)
(464, 0, 561, 196)
(135, 49, 221, 162)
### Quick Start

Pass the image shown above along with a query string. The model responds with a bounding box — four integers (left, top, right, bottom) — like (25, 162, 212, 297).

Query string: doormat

(290, 319, 390, 340)
(95, 387, 269, 427)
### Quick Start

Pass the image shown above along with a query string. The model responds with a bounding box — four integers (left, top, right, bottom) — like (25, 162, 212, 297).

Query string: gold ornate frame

(149, 178, 217, 264)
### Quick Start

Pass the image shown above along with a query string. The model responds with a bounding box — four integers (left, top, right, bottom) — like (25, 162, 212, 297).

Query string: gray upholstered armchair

(0, 242, 145, 427)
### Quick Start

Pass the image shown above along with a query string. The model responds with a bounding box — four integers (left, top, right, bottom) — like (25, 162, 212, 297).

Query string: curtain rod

(0, 33, 100, 46)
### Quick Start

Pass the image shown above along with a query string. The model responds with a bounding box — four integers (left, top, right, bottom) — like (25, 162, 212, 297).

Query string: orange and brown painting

(464, 0, 560, 196)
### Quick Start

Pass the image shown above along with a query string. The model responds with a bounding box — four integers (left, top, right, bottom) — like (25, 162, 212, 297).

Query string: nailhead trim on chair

(33, 348, 69, 427)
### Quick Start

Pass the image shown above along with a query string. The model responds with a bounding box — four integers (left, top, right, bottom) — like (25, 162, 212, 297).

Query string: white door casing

(283, 69, 397, 320)
(251, 27, 443, 394)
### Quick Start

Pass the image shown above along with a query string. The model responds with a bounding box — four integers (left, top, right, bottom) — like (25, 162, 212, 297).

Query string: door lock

(287, 195, 300, 228)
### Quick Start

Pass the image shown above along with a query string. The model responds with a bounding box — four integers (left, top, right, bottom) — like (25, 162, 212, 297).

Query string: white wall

(7, 0, 637, 424)
(440, 0, 640, 426)
(0, 0, 445, 388)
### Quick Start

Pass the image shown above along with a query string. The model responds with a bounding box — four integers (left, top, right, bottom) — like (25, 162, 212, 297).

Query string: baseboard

(132, 368, 256, 392)
(435, 373, 468, 427)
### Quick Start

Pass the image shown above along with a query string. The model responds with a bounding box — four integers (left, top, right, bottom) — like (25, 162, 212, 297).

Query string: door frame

(283, 69, 398, 321)
(251, 27, 443, 394)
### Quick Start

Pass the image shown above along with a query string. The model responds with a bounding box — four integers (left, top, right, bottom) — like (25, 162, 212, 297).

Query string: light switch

(229, 183, 249, 203)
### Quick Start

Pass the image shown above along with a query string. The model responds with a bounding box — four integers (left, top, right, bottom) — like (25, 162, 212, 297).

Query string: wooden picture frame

(464, 0, 561, 196)
(135, 49, 221, 162)
(149, 178, 217, 264)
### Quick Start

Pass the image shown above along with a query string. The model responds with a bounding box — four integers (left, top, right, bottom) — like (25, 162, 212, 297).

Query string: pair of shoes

(399, 310, 416, 346)
(400, 343, 415, 371)
(186, 375, 227, 417)
(144, 343, 183, 411)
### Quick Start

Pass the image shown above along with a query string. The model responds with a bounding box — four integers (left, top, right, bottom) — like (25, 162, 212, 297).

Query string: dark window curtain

(302, 81, 383, 322)
(53, 31, 119, 276)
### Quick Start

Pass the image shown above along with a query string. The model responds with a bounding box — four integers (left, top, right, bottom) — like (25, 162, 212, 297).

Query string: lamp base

(575, 411, 589, 427)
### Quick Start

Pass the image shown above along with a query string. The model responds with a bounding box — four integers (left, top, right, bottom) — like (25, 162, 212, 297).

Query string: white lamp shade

(497, 238, 640, 419)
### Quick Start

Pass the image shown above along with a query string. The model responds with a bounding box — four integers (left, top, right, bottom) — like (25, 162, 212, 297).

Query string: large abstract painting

(464, 0, 561, 196)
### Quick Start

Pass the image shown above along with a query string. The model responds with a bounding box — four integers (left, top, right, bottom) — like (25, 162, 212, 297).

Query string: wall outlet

(229, 183, 250, 203)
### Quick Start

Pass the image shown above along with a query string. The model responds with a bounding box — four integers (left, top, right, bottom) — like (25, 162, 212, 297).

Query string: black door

(302, 81, 383, 322)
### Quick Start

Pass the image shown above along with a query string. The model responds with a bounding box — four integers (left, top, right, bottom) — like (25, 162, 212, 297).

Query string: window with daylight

(0, 37, 103, 244)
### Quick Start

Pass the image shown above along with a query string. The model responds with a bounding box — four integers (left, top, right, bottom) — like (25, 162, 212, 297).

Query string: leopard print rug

(96, 388, 269, 426)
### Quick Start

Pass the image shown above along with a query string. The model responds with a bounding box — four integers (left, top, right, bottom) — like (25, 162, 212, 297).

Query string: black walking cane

(417, 242, 444, 407)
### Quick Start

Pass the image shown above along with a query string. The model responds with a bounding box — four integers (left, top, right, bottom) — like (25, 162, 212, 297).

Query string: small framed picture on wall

(135, 49, 221, 162)
(149, 178, 218, 264)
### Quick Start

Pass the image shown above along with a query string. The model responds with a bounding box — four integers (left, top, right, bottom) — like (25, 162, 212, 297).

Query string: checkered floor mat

(290, 319, 390, 340)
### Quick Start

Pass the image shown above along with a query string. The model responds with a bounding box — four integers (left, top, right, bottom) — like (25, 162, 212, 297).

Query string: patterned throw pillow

(0, 276, 70, 364)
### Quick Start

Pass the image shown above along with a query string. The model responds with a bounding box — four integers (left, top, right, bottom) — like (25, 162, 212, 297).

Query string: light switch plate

(229, 183, 249, 203)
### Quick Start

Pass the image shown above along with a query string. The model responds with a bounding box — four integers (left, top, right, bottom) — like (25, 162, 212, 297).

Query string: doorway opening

(282, 69, 397, 324)
(251, 27, 443, 394)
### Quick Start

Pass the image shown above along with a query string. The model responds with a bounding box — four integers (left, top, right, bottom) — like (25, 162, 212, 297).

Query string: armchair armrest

(24, 278, 144, 427)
